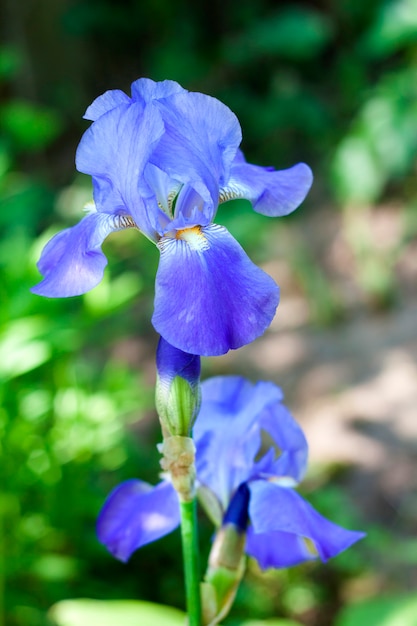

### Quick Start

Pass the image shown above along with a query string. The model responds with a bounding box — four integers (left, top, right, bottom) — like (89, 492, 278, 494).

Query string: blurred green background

(1, 0, 417, 625)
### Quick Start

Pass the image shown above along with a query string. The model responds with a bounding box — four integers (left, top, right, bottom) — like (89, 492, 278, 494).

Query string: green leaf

(49, 599, 186, 626)
(336, 594, 417, 626)
(224, 7, 333, 64)
(240, 618, 302, 626)
(0, 316, 51, 379)
(0, 100, 62, 151)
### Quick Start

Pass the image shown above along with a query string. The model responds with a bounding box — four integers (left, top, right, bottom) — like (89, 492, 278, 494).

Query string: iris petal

(31, 212, 132, 297)
(257, 403, 308, 482)
(150, 92, 242, 222)
(222, 152, 313, 217)
(76, 102, 165, 239)
(155, 92, 241, 185)
(97, 479, 180, 562)
(152, 224, 279, 356)
(249, 481, 365, 562)
(246, 526, 315, 570)
(83, 89, 132, 121)
(131, 77, 186, 102)
(194, 377, 285, 507)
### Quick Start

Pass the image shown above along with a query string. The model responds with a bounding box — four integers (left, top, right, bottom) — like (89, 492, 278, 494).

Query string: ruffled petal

(97, 479, 180, 562)
(156, 92, 241, 184)
(222, 152, 313, 217)
(246, 526, 315, 570)
(150, 92, 242, 222)
(31, 211, 133, 297)
(131, 78, 186, 102)
(152, 224, 279, 356)
(194, 377, 283, 508)
(83, 89, 132, 121)
(249, 481, 365, 562)
(257, 403, 308, 483)
(76, 102, 165, 239)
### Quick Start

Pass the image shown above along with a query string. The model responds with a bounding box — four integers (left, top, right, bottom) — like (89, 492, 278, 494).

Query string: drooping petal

(31, 211, 134, 297)
(97, 479, 180, 562)
(246, 526, 316, 570)
(76, 102, 165, 240)
(249, 481, 365, 562)
(221, 151, 313, 217)
(83, 89, 132, 121)
(152, 224, 279, 356)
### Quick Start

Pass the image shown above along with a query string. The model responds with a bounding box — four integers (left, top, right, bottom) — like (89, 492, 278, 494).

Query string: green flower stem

(180, 497, 201, 626)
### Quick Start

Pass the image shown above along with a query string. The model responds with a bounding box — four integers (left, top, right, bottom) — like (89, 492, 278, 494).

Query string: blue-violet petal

(97, 479, 179, 562)
(152, 224, 279, 356)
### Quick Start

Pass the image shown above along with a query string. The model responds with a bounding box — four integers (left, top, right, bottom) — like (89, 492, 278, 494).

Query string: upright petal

(198, 376, 283, 418)
(156, 91, 241, 185)
(76, 102, 165, 239)
(131, 78, 186, 102)
(221, 151, 313, 217)
(31, 211, 134, 297)
(194, 377, 284, 506)
(97, 479, 180, 562)
(150, 92, 242, 222)
(83, 89, 132, 121)
(249, 481, 365, 562)
(246, 526, 315, 570)
(152, 224, 279, 356)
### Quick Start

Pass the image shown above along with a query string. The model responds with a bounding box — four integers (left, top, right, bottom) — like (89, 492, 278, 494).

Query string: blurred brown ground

(217, 203, 417, 539)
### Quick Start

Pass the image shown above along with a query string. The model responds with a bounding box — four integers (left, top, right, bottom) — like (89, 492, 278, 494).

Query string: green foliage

(2, 1, 417, 625)
(240, 619, 301, 626)
(224, 7, 333, 64)
(49, 599, 186, 626)
(336, 594, 417, 626)
(0, 101, 63, 152)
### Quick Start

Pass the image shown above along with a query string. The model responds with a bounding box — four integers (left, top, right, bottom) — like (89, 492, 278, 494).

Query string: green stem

(180, 498, 201, 626)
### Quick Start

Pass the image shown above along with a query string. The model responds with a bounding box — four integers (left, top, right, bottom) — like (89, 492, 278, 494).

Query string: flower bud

(201, 484, 249, 625)
(155, 336, 201, 437)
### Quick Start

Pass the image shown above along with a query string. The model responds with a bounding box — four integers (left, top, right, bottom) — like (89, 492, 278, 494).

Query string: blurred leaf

(224, 7, 333, 64)
(240, 619, 301, 626)
(362, 0, 417, 57)
(336, 594, 417, 626)
(49, 599, 186, 626)
(331, 135, 383, 204)
(83, 272, 143, 315)
(0, 100, 63, 152)
(0, 317, 51, 379)
(331, 67, 417, 204)
(0, 46, 22, 80)
(31, 554, 79, 582)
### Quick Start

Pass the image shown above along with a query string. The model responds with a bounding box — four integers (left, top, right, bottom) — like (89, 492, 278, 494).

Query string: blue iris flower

(32, 79, 313, 356)
(97, 376, 364, 567)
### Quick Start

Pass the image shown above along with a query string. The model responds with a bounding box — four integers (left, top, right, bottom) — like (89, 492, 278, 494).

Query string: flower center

(175, 226, 209, 251)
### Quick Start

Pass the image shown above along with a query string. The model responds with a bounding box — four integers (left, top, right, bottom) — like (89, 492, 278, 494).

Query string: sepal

(201, 524, 246, 626)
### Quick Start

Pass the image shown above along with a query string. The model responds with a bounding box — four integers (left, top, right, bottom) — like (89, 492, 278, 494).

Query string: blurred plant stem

(180, 498, 201, 626)
(0, 498, 4, 626)
(158, 436, 201, 624)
